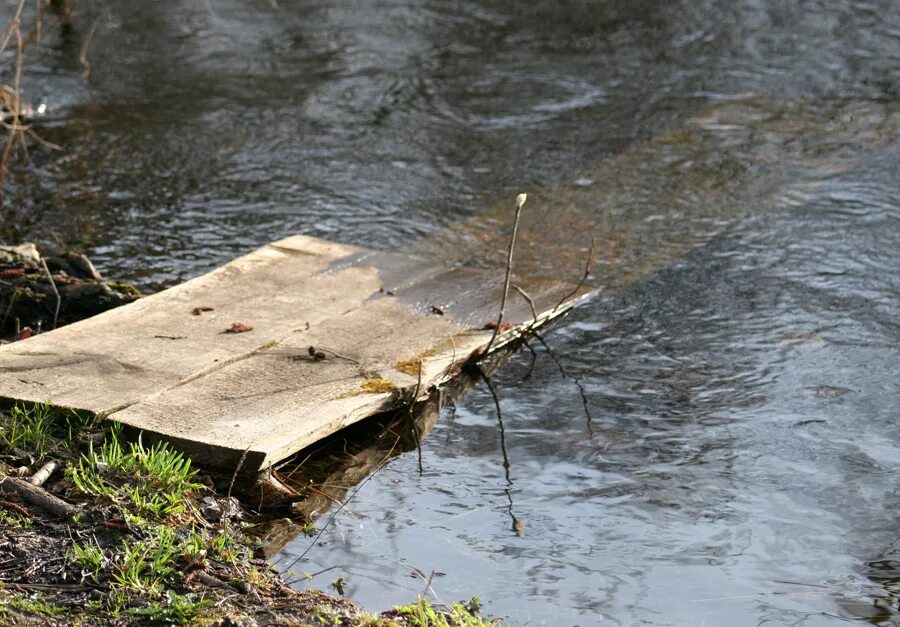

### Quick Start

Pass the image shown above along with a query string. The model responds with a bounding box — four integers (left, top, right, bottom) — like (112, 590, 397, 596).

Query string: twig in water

(40, 258, 59, 329)
(553, 237, 597, 313)
(533, 331, 594, 440)
(408, 360, 424, 476)
(483, 192, 527, 356)
(482, 375, 523, 536)
(482, 376, 511, 479)
(78, 8, 105, 79)
(303, 485, 360, 520)
(281, 432, 401, 575)
(521, 340, 538, 381)
(422, 569, 437, 599)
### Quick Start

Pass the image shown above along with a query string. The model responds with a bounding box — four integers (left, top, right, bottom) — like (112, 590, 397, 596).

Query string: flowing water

(4, 0, 900, 624)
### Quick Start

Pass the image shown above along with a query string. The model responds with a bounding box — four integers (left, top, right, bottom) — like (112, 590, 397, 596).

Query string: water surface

(2, 0, 899, 624)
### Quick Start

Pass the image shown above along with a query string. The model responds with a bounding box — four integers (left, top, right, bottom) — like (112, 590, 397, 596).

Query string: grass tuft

(67, 431, 204, 518)
(393, 596, 495, 627)
(0, 402, 95, 461)
(128, 590, 212, 624)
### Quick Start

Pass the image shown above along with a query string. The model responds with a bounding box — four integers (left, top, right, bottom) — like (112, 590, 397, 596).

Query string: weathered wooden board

(0, 233, 588, 471)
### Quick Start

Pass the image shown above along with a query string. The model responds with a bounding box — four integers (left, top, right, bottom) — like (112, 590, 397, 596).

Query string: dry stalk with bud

(483, 192, 527, 356)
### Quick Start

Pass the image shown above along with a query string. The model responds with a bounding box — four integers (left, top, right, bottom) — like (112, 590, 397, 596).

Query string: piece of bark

(0, 476, 78, 518)
(28, 461, 58, 486)
(195, 570, 230, 589)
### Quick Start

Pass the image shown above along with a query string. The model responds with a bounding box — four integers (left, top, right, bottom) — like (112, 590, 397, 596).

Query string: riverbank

(0, 402, 494, 626)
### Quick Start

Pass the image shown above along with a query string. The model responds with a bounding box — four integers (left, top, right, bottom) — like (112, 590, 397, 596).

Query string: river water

(4, 0, 900, 624)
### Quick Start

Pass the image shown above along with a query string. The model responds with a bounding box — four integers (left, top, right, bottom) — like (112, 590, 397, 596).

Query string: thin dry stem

(484, 193, 527, 355)
(40, 258, 59, 329)
(553, 237, 597, 312)
(408, 359, 424, 475)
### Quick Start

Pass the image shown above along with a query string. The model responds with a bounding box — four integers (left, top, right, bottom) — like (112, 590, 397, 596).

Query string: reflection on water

(1, 0, 899, 624)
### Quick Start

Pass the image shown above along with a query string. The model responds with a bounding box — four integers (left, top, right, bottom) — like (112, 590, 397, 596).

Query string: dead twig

(195, 570, 230, 589)
(27, 460, 57, 486)
(281, 432, 402, 574)
(303, 485, 360, 520)
(226, 446, 250, 501)
(513, 284, 539, 328)
(78, 7, 106, 79)
(40, 258, 60, 330)
(552, 237, 596, 313)
(408, 360, 424, 476)
(0, 1, 28, 187)
(0, 475, 78, 518)
(310, 346, 360, 365)
(422, 569, 437, 599)
(0, 499, 33, 519)
(0, 286, 15, 331)
(483, 193, 527, 356)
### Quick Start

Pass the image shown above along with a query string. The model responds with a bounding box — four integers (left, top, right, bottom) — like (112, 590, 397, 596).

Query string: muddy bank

(0, 401, 494, 626)
(0, 243, 141, 342)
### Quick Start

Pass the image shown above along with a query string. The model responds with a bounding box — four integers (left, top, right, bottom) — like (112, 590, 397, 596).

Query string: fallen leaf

(0, 268, 24, 279)
(224, 322, 253, 333)
(482, 321, 513, 332)
(192, 306, 215, 315)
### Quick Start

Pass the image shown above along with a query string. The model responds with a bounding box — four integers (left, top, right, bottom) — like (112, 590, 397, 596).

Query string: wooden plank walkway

(0, 234, 589, 471)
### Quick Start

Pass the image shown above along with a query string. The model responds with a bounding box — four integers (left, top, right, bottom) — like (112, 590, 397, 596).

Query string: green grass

(1, 592, 65, 616)
(67, 431, 204, 517)
(0, 402, 94, 461)
(394, 597, 495, 627)
(128, 590, 212, 625)
(68, 536, 106, 578)
(68, 515, 246, 600)
(0, 508, 32, 529)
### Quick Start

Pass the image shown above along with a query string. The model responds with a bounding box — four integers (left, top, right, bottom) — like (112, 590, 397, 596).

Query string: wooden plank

(0, 234, 370, 413)
(0, 229, 588, 471)
(110, 276, 588, 472)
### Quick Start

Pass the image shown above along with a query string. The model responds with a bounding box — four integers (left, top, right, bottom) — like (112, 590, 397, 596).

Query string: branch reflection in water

(261, 337, 560, 565)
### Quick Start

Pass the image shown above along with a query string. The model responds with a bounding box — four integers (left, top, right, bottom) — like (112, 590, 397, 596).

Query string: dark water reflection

(2, 0, 899, 624)
(285, 145, 900, 625)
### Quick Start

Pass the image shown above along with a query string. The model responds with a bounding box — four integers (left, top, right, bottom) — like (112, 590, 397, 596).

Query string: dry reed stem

(484, 192, 527, 355)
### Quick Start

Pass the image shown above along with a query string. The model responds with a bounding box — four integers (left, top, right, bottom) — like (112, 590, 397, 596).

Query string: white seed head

(515, 193, 527, 209)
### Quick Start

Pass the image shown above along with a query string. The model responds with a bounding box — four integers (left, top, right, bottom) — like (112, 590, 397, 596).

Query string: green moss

(2, 592, 65, 616)
(106, 280, 144, 298)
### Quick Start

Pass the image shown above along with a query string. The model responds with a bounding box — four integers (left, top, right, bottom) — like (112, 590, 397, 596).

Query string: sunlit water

(3, 0, 899, 624)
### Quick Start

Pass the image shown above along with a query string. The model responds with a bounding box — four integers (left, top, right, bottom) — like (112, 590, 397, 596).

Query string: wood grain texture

(0, 233, 589, 471)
